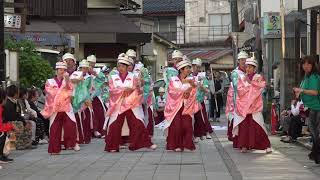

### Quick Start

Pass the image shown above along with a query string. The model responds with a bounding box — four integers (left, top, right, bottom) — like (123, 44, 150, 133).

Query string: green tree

(5, 39, 54, 88)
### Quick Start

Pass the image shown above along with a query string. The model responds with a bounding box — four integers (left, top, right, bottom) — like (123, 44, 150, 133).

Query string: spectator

(4, 85, 33, 150)
(209, 72, 224, 122)
(280, 99, 309, 143)
(0, 89, 14, 163)
(154, 87, 166, 125)
(293, 56, 320, 164)
(28, 88, 49, 144)
(18, 88, 37, 146)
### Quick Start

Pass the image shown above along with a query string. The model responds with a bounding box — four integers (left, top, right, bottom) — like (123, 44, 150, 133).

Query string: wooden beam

(4, 2, 25, 8)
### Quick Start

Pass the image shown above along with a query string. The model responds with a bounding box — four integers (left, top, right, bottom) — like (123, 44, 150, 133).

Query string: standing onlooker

(0, 89, 14, 163)
(209, 72, 224, 122)
(293, 56, 320, 164)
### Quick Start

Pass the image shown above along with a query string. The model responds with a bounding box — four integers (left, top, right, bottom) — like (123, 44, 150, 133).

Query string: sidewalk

(214, 115, 320, 180)
(0, 129, 232, 180)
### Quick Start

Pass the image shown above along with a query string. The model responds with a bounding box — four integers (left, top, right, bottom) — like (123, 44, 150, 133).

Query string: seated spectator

(4, 85, 33, 150)
(0, 89, 14, 164)
(28, 88, 48, 144)
(18, 88, 38, 146)
(281, 99, 309, 143)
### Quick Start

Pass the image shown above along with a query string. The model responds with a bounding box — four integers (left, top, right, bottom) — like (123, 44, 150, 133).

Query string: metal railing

(184, 25, 230, 44)
(153, 25, 231, 45)
(156, 32, 177, 42)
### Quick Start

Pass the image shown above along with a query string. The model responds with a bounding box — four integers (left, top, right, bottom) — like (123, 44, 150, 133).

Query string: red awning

(179, 49, 233, 63)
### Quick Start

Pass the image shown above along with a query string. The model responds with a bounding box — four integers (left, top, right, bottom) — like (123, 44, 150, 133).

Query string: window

(209, 14, 231, 36)
(153, 18, 177, 41)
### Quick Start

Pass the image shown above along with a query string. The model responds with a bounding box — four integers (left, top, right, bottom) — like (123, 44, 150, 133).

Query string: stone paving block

(0, 128, 234, 180)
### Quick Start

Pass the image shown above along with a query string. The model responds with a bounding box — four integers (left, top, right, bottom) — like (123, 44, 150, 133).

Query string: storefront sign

(263, 12, 281, 38)
(5, 32, 75, 48)
(4, 13, 22, 29)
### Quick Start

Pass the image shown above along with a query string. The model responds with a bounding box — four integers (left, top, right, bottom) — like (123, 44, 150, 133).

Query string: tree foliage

(5, 39, 54, 88)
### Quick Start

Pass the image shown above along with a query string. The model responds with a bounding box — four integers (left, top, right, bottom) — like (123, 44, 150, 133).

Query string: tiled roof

(143, 0, 185, 14)
(179, 49, 233, 63)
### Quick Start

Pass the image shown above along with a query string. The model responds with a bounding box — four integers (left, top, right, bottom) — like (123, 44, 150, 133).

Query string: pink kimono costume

(225, 67, 246, 143)
(81, 74, 94, 144)
(91, 72, 108, 137)
(146, 88, 155, 136)
(41, 77, 77, 153)
(72, 73, 93, 144)
(164, 76, 198, 151)
(104, 72, 153, 152)
(233, 74, 271, 150)
(133, 62, 154, 137)
(192, 73, 213, 138)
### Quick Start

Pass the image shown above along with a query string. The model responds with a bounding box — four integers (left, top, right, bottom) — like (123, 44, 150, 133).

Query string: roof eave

(153, 33, 177, 48)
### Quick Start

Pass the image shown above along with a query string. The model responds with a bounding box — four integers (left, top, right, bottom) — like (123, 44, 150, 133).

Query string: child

(154, 87, 166, 125)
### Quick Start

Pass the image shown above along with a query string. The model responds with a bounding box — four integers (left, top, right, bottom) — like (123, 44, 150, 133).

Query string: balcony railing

(185, 25, 231, 44)
(156, 32, 177, 42)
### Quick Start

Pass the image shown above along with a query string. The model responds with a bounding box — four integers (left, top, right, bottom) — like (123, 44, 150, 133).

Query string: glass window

(209, 14, 231, 35)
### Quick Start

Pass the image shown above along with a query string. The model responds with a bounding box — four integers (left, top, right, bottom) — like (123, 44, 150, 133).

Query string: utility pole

(230, 0, 239, 32)
(0, 0, 5, 81)
(310, 10, 318, 56)
(230, 0, 239, 68)
(280, 0, 286, 59)
(294, 0, 302, 84)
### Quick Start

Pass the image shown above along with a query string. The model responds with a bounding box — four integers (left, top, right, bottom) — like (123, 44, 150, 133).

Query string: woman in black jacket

(4, 85, 33, 150)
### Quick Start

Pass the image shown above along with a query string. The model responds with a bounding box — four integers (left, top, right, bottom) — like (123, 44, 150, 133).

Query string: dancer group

(40, 49, 216, 154)
(226, 51, 272, 153)
(40, 49, 269, 154)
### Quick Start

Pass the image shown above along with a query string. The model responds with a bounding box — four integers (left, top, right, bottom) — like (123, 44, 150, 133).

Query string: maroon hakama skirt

(75, 112, 84, 144)
(147, 107, 154, 136)
(201, 102, 213, 134)
(105, 109, 153, 152)
(48, 112, 77, 153)
(92, 97, 106, 136)
(82, 108, 92, 144)
(236, 114, 271, 150)
(166, 107, 195, 151)
(154, 111, 165, 125)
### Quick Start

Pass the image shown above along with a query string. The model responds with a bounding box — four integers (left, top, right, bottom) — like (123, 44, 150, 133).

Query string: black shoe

(32, 141, 39, 146)
(0, 156, 14, 162)
(308, 152, 315, 161)
(27, 145, 37, 150)
(313, 154, 320, 164)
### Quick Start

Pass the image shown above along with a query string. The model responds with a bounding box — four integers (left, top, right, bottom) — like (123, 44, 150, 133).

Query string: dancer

(163, 59, 197, 152)
(233, 57, 271, 153)
(87, 55, 107, 138)
(163, 50, 183, 97)
(192, 58, 213, 141)
(226, 51, 248, 144)
(104, 53, 157, 152)
(71, 60, 92, 145)
(41, 61, 78, 155)
(127, 49, 154, 137)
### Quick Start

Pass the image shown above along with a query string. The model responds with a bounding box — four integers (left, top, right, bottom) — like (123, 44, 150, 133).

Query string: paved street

(1, 117, 320, 180)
